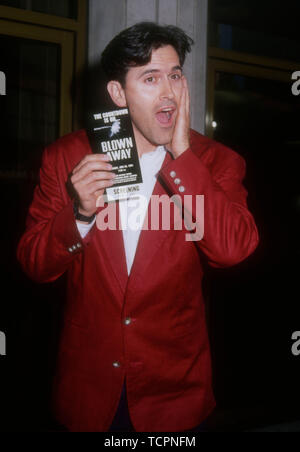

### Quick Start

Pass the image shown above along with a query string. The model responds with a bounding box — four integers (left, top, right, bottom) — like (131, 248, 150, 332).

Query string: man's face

(114, 45, 184, 153)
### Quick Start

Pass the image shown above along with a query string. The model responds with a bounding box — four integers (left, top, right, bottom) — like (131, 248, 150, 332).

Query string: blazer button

(174, 178, 181, 185)
(112, 361, 121, 368)
(68, 247, 73, 253)
(179, 186, 185, 193)
(124, 317, 132, 326)
(170, 171, 176, 178)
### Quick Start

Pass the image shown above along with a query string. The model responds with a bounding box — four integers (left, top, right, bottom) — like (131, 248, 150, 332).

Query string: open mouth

(155, 106, 176, 127)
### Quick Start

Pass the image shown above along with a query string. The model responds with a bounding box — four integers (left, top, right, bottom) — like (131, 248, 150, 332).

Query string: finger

(72, 160, 113, 184)
(180, 77, 186, 109)
(184, 77, 189, 96)
(86, 178, 115, 196)
(75, 170, 116, 187)
(184, 77, 190, 113)
(79, 178, 115, 201)
(181, 76, 190, 127)
(181, 77, 188, 107)
(73, 154, 111, 176)
(175, 78, 187, 128)
(73, 154, 111, 175)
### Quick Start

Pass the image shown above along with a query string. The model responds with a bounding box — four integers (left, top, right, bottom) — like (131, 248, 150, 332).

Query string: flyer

(87, 107, 143, 202)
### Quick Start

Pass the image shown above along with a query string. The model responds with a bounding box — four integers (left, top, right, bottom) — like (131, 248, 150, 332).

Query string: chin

(152, 139, 172, 148)
(154, 131, 174, 146)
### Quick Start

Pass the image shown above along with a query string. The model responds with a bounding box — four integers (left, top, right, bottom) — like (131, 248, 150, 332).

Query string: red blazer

(17, 129, 259, 432)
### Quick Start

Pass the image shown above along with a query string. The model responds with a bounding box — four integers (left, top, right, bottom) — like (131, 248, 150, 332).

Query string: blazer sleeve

(158, 144, 259, 268)
(17, 145, 92, 283)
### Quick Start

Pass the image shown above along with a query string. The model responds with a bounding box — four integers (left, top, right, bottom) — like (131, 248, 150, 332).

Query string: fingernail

(102, 154, 110, 161)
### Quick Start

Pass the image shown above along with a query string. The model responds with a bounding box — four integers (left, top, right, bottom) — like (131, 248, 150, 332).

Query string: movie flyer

(87, 108, 143, 202)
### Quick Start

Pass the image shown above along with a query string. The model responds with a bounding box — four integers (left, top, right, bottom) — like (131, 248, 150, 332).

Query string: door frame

(0, 18, 74, 139)
(0, 0, 87, 131)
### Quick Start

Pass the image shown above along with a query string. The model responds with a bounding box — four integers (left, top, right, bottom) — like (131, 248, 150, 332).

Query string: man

(17, 22, 259, 432)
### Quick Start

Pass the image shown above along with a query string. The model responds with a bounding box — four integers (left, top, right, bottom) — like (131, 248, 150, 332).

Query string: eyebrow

(138, 65, 183, 79)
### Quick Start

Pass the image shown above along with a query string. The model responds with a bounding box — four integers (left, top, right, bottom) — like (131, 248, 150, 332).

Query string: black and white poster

(87, 108, 143, 201)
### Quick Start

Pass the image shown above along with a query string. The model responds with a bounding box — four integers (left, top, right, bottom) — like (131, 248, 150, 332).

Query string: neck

(138, 148, 157, 158)
(132, 124, 158, 158)
(136, 140, 157, 158)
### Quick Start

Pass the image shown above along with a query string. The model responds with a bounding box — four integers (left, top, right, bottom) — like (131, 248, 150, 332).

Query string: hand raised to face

(167, 76, 190, 159)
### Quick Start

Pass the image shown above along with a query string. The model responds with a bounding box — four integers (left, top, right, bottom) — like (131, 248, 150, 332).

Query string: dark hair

(100, 22, 194, 86)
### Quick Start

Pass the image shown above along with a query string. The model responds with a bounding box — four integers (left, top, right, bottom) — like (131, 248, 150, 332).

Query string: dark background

(0, 0, 300, 432)
(206, 74, 300, 431)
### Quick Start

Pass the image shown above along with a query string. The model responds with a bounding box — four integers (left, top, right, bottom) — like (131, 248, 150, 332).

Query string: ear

(107, 80, 127, 107)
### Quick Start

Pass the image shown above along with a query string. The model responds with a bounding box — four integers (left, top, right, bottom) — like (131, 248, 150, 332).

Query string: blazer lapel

(96, 150, 175, 296)
(96, 200, 128, 296)
(126, 150, 175, 289)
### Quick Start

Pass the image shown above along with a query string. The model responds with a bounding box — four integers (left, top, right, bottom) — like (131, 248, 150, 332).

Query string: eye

(170, 73, 182, 81)
(145, 76, 156, 83)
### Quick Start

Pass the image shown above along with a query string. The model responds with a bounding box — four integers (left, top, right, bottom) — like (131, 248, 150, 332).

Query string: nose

(159, 77, 174, 100)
